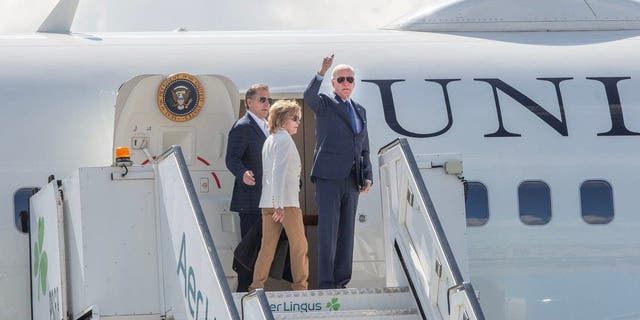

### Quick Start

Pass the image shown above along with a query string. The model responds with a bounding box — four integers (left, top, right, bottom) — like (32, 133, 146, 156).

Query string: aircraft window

(465, 181, 489, 226)
(580, 180, 614, 224)
(13, 187, 39, 233)
(518, 181, 551, 225)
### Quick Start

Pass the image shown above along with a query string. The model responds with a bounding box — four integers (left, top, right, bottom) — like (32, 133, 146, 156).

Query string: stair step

(274, 308, 420, 319)
(233, 287, 417, 316)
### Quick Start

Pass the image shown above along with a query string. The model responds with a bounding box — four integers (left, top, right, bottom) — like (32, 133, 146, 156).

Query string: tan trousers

(249, 207, 309, 291)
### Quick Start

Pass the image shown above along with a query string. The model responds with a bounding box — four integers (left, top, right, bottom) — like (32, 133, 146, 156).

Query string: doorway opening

(239, 94, 319, 289)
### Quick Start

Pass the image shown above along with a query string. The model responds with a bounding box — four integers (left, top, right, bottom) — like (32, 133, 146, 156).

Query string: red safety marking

(140, 156, 157, 166)
(197, 156, 210, 166)
(211, 172, 222, 189)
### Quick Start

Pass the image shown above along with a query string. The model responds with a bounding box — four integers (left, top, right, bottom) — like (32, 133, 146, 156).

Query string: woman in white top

(249, 100, 309, 291)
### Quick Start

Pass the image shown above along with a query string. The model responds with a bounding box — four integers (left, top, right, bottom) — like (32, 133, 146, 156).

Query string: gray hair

(331, 64, 355, 78)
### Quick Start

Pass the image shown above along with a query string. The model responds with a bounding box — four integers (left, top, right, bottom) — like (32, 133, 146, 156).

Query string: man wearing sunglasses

(304, 54, 373, 289)
(226, 83, 272, 292)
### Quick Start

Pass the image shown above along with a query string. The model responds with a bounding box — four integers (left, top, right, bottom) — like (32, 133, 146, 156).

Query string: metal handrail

(241, 289, 275, 320)
(378, 138, 485, 320)
(157, 145, 241, 319)
(378, 139, 465, 283)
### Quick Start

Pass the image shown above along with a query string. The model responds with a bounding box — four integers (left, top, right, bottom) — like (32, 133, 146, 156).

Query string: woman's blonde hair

(268, 100, 301, 133)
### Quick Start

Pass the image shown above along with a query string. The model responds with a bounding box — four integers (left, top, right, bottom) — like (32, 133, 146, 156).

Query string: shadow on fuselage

(442, 29, 640, 46)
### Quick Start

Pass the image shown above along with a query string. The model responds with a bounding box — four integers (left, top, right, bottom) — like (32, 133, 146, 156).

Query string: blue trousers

(236, 210, 260, 292)
(315, 174, 359, 289)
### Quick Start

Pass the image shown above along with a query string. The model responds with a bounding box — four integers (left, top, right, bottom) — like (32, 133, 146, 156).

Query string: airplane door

(298, 100, 320, 288)
(29, 181, 68, 320)
(113, 73, 241, 288)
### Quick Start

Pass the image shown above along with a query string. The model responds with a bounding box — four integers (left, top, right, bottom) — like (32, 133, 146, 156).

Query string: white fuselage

(1, 29, 639, 320)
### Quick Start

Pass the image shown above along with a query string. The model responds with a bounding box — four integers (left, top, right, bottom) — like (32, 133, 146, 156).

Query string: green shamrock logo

(326, 297, 340, 311)
(33, 216, 48, 297)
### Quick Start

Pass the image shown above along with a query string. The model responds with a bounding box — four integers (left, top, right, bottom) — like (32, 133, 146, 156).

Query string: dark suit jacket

(226, 113, 267, 212)
(303, 75, 373, 184)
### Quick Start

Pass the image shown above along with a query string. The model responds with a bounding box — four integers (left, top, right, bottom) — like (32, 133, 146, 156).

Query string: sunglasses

(336, 76, 354, 84)
(258, 97, 273, 104)
(290, 115, 301, 122)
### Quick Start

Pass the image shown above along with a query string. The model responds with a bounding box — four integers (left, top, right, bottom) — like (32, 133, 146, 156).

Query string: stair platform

(233, 287, 420, 319)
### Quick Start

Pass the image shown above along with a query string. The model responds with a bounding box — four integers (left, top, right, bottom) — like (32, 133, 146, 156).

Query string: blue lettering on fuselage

(363, 76, 640, 138)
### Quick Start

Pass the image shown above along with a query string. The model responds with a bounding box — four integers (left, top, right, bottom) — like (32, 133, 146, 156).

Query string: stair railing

(378, 138, 485, 320)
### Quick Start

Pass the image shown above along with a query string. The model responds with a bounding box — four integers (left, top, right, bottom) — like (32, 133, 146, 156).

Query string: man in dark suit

(304, 54, 373, 289)
(226, 84, 272, 292)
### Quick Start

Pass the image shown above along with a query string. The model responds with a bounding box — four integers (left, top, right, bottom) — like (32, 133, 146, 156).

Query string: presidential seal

(157, 73, 205, 122)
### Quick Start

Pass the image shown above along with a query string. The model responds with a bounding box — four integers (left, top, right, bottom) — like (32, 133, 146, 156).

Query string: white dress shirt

(259, 129, 301, 209)
(246, 110, 269, 137)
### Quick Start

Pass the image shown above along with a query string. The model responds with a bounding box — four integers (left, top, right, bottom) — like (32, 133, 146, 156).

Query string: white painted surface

(233, 287, 418, 317)
(62, 167, 161, 317)
(29, 182, 66, 320)
(387, 0, 640, 31)
(157, 151, 238, 320)
(113, 73, 240, 289)
(0, 25, 638, 319)
(379, 145, 473, 319)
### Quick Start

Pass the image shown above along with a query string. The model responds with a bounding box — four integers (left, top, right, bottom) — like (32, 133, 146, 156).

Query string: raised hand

(318, 54, 334, 76)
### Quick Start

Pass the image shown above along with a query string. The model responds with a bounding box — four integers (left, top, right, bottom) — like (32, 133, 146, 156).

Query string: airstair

(229, 138, 485, 319)
(233, 287, 420, 319)
(25, 72, 484, 319)
(27, 140, 484, 319)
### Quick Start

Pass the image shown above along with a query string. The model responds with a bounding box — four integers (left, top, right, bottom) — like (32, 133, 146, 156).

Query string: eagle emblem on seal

(157, 73, 205, 122)
(171, 85, 191, 111)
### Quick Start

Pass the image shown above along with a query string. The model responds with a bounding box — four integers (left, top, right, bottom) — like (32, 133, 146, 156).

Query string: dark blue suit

(304, 75, 372, 289)
(226, 113, 267, 291)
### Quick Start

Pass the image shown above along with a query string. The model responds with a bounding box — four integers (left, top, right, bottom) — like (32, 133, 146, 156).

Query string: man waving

(303, 54, 372, 289)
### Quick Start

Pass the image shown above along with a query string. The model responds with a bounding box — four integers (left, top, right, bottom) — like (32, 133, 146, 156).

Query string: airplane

(2, 0, 640, 319)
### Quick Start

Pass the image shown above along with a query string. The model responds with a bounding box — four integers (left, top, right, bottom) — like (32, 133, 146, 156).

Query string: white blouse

(259, 129, 301, 209)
